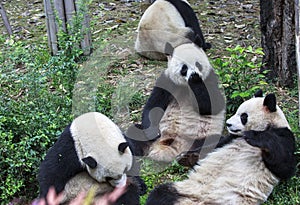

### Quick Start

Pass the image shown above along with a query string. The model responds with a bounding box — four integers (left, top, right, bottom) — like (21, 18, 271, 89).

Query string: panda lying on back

(146, 91, 297, 205)
(135, 0, 211, 60)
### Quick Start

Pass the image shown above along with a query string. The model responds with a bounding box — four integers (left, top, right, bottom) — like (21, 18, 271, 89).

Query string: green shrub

(212, 45, 270, 114)
(0, 1, 88, 201)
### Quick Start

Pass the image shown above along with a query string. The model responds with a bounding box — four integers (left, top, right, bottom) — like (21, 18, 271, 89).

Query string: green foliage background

(0, 1, 299, 204)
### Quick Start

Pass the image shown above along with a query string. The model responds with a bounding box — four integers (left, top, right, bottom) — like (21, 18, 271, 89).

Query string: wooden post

(44, 0, 58, 55)
(43, 0, 91, 55)
(75, 0, 92, 55)
(295, 0, 300, 126)
(0, 2, 12, 35)
(53, 0, 67, 32)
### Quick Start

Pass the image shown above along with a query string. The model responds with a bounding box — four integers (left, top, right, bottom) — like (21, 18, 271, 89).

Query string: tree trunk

(295, 0, 300, 126)
(260, 0, 296, 88)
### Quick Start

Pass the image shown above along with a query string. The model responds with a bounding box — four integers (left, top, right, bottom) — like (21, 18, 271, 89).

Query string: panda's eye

(180, 64, 188, 76)
(105, 177, 114, 182)
(195, 62, 203, 71)
(240, 113, 248, 125)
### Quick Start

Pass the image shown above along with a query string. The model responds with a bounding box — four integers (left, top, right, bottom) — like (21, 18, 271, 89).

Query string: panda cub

(38, 112, 145, 205)
(135, 0, 211, 60)
(146, 91, 297, 205)
(127, 42, 225, 163)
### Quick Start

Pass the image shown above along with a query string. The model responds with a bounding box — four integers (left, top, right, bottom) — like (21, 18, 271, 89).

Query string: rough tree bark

(260, 0, 296, 88)
(295, 0, 300, 125)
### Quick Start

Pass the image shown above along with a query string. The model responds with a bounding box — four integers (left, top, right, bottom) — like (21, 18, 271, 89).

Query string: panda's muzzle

(226, 123, 241, 133)
(106, 174, 127, 187)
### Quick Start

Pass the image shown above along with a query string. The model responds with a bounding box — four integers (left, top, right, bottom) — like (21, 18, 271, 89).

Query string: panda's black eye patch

(181, 64, 188, 76)
(195, 62, 203, 71)
(240, 113, 248, 125)
(105, 177, 114, 182)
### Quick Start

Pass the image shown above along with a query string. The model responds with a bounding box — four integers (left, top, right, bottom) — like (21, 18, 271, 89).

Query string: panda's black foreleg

(188, 70, 225, 115)
(177, 134, 231, 167)
(146, 183, 179, 205)
(244, 127, 297, 180)
(38, 125, 85, 199)
(142, 86, 172, 128)
(114, 176, 146, 205)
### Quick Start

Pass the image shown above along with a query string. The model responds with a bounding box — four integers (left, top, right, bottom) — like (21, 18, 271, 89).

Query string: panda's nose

(226, 123, 232, 127)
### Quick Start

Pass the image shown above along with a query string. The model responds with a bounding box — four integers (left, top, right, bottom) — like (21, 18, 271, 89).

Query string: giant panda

(135, 0, 211, 60)
(146, 91, 297, 205)
(38, 112, 145, 205)
(127, 42, 225, 163)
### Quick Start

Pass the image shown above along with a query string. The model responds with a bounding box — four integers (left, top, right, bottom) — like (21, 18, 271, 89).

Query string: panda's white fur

(165, 43, 212, 85)
(38, 112, 134, 203)
(61, 172, 113, 204)
(146, 93, 296, 204)
(70, 112, 132, 186)
(135, 0, 210, 60)
(226, 97, 290, 135)
(132, 43, 225, 163)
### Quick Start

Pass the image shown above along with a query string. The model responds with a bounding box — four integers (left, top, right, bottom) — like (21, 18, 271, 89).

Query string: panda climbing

(135, 0, 211, 60)
(38, 112, 145, 205)
(146, 91, 297, 205)
(127, 42, 225, 163)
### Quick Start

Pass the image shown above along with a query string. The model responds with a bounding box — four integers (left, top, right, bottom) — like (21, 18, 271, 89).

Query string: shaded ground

(0, 0, 261, 51)
(1, 0, 298, 204)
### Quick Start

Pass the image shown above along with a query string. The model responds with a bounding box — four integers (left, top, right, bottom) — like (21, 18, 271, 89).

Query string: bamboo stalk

(0, 2, 12, 35)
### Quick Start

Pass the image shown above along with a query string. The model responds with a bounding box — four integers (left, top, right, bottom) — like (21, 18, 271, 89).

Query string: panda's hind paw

(176, 150, 200, 167)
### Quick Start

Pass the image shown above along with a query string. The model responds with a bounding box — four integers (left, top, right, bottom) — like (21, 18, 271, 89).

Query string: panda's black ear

(263, 94, 277, 112)
(165, 42, 174, 56)
(82, 156, 97, 169)
(118, 142, 129, 154)
(254, 89, 263, 97)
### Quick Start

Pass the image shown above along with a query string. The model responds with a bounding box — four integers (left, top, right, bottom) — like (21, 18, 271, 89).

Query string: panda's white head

(164, 43, 213, 86)
(226, 91, 290, 136)
(70, 112, 133, 188)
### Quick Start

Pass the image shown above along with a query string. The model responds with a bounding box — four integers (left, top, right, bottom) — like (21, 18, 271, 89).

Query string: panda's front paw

(243, 130, 266, 148)
(188, 73, 202, 84)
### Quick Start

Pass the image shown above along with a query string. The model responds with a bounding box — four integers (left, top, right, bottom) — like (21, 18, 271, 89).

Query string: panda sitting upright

(38, 112, 145, 205)
(146, 91, 297, 205)
(135, 0, 211, 60)
(127, 42, 225, 163)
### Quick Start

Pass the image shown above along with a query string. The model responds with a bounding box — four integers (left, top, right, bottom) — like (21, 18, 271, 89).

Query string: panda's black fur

(146, 91, 297, 204)
(163, 0, 211, 50)
(38, 112, 146, 205)
(244, 127, 296, 180)
(127, 43, 225, 163)
(135, 0, 211, 60)
(38, 124, 85, 198)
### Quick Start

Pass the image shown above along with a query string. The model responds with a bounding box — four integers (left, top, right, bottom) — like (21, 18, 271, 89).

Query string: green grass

(0, 0, 299, 204)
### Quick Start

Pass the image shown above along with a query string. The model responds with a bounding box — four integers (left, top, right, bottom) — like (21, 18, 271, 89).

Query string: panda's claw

(176, 150, 200, 167)
(188, 73, 202, 83)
